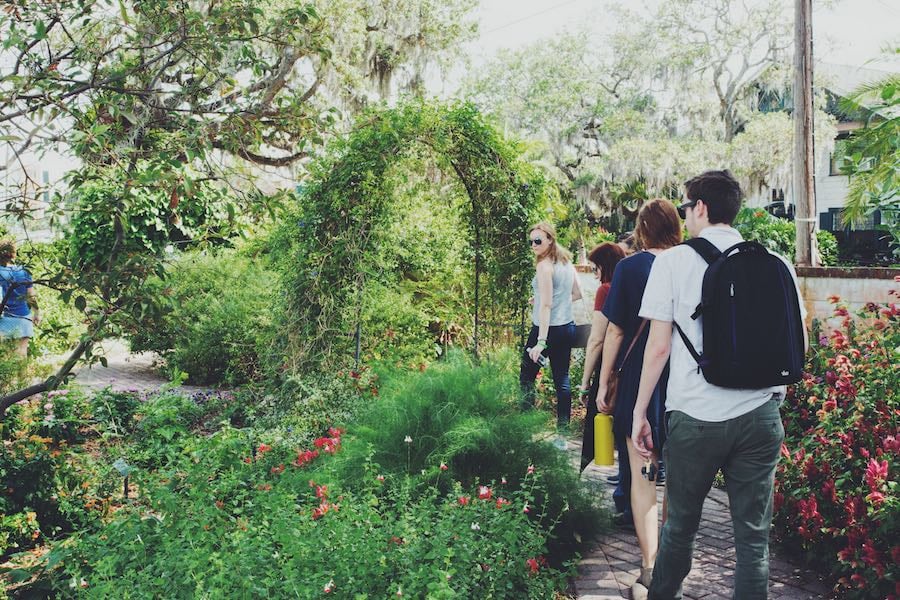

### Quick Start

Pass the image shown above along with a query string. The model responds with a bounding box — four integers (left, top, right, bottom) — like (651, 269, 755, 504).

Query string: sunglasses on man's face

(530, 238, 545, 246)
(677, 200, 698, 220)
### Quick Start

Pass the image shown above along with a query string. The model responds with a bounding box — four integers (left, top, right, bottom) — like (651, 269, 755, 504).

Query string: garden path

(65, 339, 211, 395)
(570, 440, 832, 600)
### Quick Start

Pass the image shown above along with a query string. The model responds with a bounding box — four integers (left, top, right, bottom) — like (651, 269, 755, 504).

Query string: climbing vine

(276, 101, 551, 369)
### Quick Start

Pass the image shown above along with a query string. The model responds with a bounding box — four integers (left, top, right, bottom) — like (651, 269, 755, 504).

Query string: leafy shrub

(335, 351, 604, 560)
(0, 395, 96, 558)
(734, 207, 838, 266)
(87, 389, 142, 438)
(127, 392, 205, 469)
(15, 239, 87, 356)
(46, 426, 570, 598)
(774, 295, 898, 598)
(126, 249, 274, 385)
(245, 368, 377, 443)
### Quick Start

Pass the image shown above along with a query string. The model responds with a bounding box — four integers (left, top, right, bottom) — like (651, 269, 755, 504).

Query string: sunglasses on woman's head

(530, 238, 544, 246)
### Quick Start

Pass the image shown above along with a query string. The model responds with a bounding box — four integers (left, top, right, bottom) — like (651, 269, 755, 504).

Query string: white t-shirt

(638, 225, 807, 422)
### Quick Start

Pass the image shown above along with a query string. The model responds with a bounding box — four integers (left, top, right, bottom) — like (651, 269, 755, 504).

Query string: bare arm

(529, 260, 553, 363)
(26, 286, 40, 326)
(631, 319, 672, 458)
(580, 310, 609, 391)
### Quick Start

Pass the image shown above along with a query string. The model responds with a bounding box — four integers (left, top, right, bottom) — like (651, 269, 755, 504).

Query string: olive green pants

(649, 397, 784, 600)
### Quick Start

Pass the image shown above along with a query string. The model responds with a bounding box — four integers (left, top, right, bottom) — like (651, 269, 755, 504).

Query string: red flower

(257, 443, 272, 454)
(293, 449, 319, 468)
(457, 496, 470, 506)
(821, 480, 837, 503)
(526, 465, 535, 475)
(257, 483, 272, 491)
(526, 558, 540, 574)
(477, 486, 492, 500)
(865, 459, 888, 490)
(495, 497, 510, 509)
(866, 491, 886, 506)
(328, 427, 344, 438)
(315, 485, 328, 499)
(271, 464, 285, 475)
(439, 462, 448, 471)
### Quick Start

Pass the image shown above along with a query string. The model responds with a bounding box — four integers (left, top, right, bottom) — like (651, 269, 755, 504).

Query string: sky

(448, 0, 900, 89)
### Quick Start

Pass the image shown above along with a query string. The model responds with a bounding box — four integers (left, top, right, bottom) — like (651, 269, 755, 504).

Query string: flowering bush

(773, 294, 898, 598)
(335, 351, 604, 562)
(42, 426, 569, 598)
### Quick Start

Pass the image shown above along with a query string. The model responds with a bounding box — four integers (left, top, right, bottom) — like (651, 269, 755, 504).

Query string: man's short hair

(684, 170, 743, 225)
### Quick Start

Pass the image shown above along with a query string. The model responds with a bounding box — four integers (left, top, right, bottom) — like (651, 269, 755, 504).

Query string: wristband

(535, 340, 547, 349)
(579, 388, 590, 396)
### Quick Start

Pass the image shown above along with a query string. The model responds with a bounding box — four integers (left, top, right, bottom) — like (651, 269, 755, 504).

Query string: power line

(482, 0, 583, 34)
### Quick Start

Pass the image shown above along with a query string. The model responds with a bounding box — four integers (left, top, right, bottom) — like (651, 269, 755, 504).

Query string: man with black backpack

(629, 170, 808, 599)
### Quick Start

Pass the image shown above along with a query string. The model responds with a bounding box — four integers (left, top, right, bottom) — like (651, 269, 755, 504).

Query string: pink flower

(257, 443, 272, 454)
(458, 496, 470, 506)
(376, 475, 385, 482)
(439, 462, 448, 471)
(315, 485, 328, 499)
(523, 503, 530, 514)
(865, 459, 888, 490)
(324, 580, 335, 593)
(866, 491, 886, 506)
(495, 497, 510, 509)
(477, 486, 492, 500)
(526, 464, 535, 475)
(500, 477, 507, 485)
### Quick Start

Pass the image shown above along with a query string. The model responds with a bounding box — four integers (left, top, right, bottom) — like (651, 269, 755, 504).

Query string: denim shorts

(0, 315, 33, 339)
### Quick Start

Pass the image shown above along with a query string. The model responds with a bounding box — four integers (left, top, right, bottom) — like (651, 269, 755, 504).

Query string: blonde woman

(520, 222, 582, 437)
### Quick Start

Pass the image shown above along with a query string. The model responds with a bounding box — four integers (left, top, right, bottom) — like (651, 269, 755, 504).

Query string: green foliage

(276, 100, 548, 370)
(774, 298, 898, 598)
(334, 351, 604, 557)
(87, 389, 142, 439)
(837, 71, 900, 255)
(733, 207, 839, 266)
(14, 240, 87, 357)
(0, 391, 98, 558)
(127, 392, 206, 470)
(46, 428, 568, 598)
(125, 249, 274, 385)
(244, 369, 377, 444)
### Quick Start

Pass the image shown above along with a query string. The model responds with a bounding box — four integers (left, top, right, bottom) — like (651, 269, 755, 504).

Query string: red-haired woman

(596, 199, 683, 596)
(577, 242, 626, 471)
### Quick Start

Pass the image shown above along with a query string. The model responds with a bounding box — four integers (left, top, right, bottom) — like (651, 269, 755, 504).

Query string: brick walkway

(65, 339, 211, 394)
(572, 441, 831, 600)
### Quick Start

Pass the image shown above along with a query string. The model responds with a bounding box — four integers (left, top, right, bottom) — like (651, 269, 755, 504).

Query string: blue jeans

(649, 397, 784, 600)
(520, 322, 575, 428)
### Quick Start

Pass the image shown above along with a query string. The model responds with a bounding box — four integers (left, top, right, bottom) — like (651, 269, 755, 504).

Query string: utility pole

(793, 0, 818, 266)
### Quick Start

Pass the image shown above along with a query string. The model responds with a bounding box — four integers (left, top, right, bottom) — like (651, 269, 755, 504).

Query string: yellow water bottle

(594, 413, 614, 466)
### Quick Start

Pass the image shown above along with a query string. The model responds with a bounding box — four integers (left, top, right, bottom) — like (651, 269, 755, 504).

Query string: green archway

(277, 101, 552, 368)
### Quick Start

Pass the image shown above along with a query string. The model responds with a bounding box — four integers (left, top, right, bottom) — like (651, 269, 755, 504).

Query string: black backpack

(673, 238, 805, 389)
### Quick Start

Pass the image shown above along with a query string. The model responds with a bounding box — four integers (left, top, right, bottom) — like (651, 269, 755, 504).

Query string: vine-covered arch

(278, 101, 552, 368)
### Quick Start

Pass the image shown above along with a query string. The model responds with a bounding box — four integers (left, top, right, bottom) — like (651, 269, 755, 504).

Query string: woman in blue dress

(595, 200, 682, 595)
(0, 238, 40, 357)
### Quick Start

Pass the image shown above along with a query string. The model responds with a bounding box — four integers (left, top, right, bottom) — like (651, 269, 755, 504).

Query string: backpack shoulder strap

(682, 237, 721, 264)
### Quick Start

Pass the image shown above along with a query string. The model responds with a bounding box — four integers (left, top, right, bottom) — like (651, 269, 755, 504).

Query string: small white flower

(404, 435, 412, 444)
(470, 522, 480, 531)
